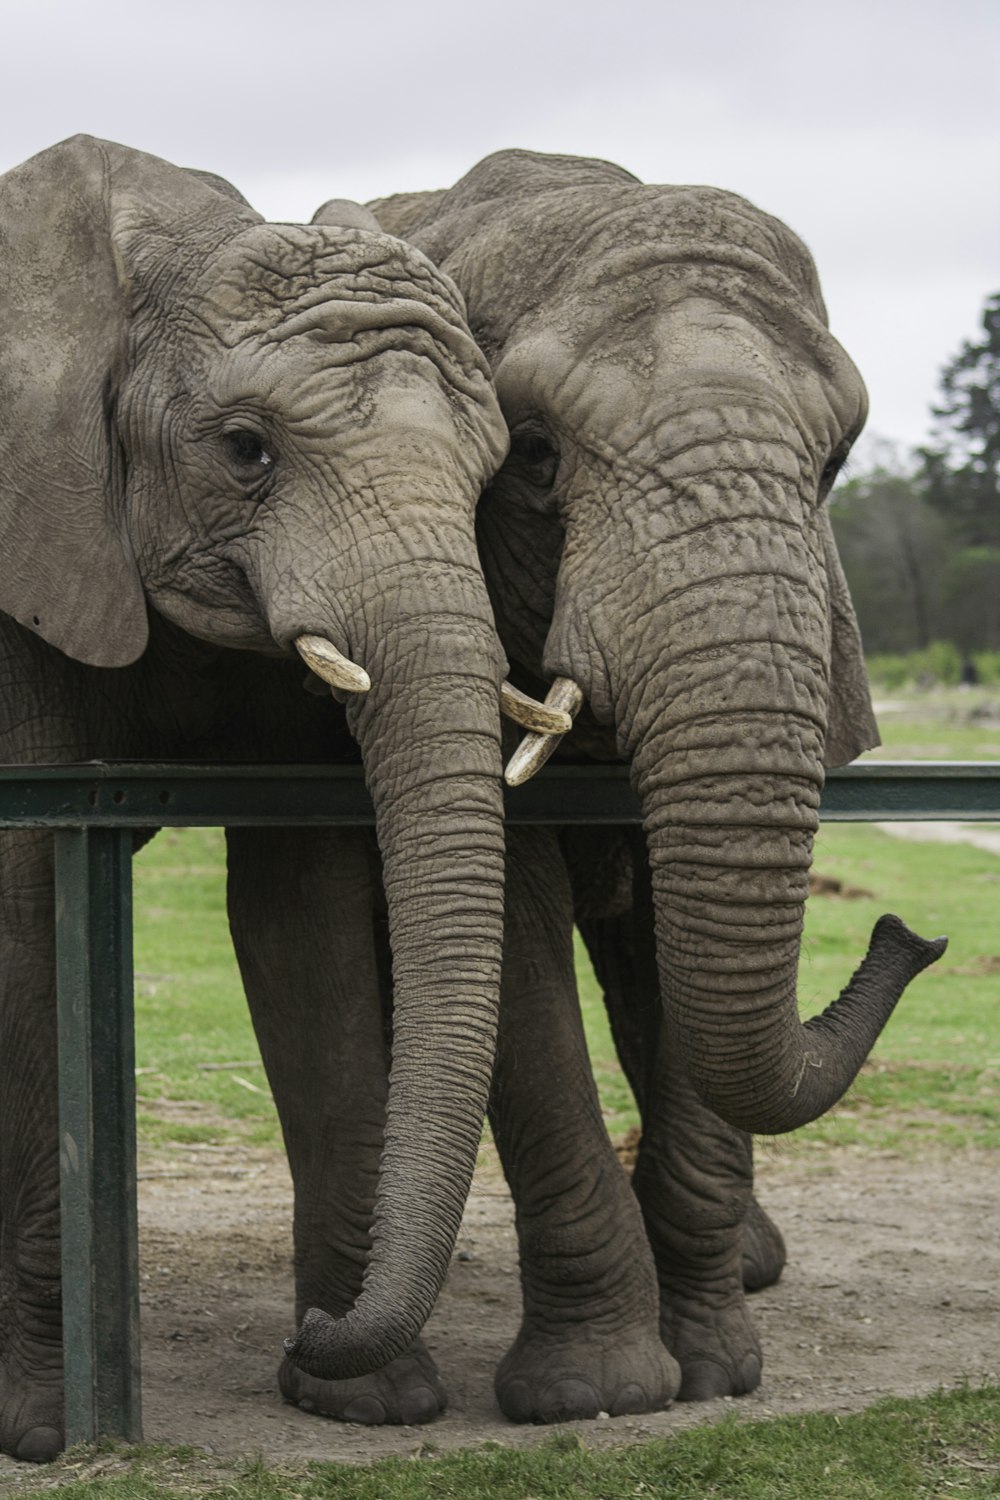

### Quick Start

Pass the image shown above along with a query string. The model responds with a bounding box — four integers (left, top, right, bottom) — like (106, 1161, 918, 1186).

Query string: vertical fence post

(55, 828, 142, 1445)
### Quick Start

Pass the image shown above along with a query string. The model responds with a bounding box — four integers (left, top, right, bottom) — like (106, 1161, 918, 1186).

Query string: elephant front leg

(742, 1195, 787, 1294)
(489, 829, 680, 1424)
(578, 885, 785, 1298)
(577, 857, 766, 1400)
(0, 830, 65, 1462)
(226, 827, 444, 1426)
(632, 1037, 763, 1401)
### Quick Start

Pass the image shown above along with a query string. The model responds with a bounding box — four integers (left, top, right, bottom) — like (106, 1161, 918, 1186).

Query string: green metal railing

(1, 759, 998, 1447)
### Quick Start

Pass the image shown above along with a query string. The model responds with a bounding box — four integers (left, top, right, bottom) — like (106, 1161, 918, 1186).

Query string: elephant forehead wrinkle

(207, 223, 473, 334)
(548, 186, 828, 315)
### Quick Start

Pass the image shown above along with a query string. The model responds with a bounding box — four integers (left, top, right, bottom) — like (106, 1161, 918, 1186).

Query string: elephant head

(0, 135, 555, 1380)
(360, 149, 945, 1138)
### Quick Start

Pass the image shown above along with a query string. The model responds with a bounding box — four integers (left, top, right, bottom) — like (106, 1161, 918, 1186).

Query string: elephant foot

(0, 1355, 64, 1462)
(662, 1282, 762, 1402)
(742, 1196, 786, 1293)
(495, 1323, 680, 1424)
(278, 1336, 446, 1425)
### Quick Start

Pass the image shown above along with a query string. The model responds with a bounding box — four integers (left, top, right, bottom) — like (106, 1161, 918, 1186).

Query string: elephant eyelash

(819, 445, 852, 497)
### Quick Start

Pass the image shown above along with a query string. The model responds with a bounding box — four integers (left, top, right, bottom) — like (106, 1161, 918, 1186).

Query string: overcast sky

(3, 0, 997, 457)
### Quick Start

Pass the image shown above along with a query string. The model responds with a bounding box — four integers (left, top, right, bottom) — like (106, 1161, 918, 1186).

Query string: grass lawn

(864, 683, 1000, 762)
(578, 819, 1000, 1153)
(132, 816, 1000, 1156)
(18, 1385, 1000, 1497)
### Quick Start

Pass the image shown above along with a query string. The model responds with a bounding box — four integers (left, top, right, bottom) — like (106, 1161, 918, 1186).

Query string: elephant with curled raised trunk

(309, 150, 945, 1421)
(0, 134, 574, 1461)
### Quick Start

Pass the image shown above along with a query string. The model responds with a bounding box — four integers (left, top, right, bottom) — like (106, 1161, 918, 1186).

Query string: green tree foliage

(830, 466, 948, 653)
(832, 293, 1000, 664)
(920, 290, 1000, 547)
(940, 546, 1000, 653)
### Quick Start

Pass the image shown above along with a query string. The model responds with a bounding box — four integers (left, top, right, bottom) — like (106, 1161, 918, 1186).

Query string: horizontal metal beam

(0, 760, 997, 827)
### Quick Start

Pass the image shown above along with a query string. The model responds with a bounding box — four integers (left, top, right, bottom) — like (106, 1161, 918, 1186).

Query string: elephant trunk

(285, 550, 506, 1379)
(635, 751, 944, 1134)
(556, 470, 946, 1136)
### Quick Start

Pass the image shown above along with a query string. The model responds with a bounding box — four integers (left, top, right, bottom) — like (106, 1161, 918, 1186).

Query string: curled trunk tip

(284, 1303, 414, 1383)
(682, 911, 947, 1137)
(870, 912, 947, 969)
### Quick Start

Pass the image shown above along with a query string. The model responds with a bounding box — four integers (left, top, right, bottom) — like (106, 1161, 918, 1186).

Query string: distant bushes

(866, 643, 1000, 690)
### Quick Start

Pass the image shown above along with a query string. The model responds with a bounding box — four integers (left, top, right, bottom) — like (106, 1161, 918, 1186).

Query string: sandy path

(2, 1141, 988, 1472)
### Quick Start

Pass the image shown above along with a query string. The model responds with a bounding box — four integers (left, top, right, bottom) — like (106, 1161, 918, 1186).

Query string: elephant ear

(0, 135, 257, 668)
(820, 508, 880, 766)
(182, 166, 255, 209)
(364, 190, 449, 239)
(312, 198, 386, 233)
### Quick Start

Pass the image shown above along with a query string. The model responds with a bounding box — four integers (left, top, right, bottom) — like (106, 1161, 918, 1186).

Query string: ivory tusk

(504, 677, 584, 787)
(295, 634, 371, 694)
(500, 680, 574, 735)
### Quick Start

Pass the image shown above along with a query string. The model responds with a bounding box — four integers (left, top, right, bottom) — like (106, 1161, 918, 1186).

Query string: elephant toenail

(496, 1378, 533, 1423)
(610, 1383, 648, 1416)
(540, 1379, 601, 1423)
(341, 1395, 388, 1424)
(399, 1385, 441, 1424)
(15, 1425, 63, 1463)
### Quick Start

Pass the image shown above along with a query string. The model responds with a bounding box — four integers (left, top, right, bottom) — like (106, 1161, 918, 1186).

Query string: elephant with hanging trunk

(0, 135, 592, 1462)
(304, 150, 947, 1421)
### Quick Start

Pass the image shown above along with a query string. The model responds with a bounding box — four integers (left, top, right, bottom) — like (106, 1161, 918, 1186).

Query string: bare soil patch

(878, 821, 1000, 857)
(6, 1134, 993, 1477)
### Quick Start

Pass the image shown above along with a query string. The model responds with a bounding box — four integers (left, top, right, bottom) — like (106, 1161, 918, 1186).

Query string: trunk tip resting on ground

(284, 1304, 410, 1383)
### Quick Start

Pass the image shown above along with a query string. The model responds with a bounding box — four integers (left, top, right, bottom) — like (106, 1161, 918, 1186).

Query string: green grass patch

(579, 823, 1000, 1153)
(131, 689, 1000, 1155)
(20, 1384, 1000, 1498)
(790, 821, 1000, 1152)
(132, 828, 281, 1149)
(134, 824, 1000, 1156)
(865, 683, 1000, 760)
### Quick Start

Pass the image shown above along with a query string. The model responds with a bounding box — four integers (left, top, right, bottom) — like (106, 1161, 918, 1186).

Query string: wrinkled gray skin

(316, 151, 947, 1422)
(0, 136, 511, 1461)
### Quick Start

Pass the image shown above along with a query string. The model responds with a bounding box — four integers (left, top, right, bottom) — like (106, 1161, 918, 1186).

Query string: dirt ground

(9, 1133, 993, 1475)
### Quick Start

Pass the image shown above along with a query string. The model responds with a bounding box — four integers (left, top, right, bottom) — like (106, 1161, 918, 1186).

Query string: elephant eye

(508, 431, 560, 490)
(222, 428, 275, 478)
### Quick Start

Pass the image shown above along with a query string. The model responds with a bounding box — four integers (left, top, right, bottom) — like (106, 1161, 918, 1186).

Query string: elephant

(0, 135, 596, 1461)
(290, 150, 948, 1423)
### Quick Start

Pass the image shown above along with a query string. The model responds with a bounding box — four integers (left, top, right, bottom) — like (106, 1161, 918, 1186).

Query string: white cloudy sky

(3, 0, 997, 455)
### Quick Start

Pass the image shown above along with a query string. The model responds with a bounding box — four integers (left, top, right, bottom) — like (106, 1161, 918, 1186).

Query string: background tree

(920, 290, 1000, 548)
(939, 548, 1000, 654)
(831, 292, 1000, 664)
(830, 463, 948, 653)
